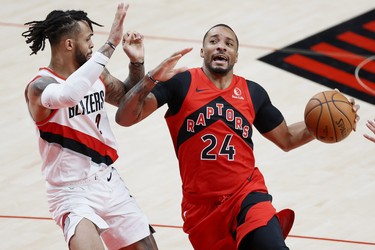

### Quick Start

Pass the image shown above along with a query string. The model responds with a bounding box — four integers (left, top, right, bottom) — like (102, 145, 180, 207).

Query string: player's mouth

(212, 54, 229, 67)
(212, 54, 228, 62)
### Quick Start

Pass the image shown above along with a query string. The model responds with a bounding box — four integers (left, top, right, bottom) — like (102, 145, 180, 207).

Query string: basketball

(304, 90, 356, 143)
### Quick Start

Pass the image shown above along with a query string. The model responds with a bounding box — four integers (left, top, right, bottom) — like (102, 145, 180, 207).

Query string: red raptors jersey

(165, 68, 258, 197)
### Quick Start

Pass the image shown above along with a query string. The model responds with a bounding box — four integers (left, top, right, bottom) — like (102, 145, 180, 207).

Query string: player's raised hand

(107, 3, 129, 47)
(148, 48, 193, 82)
(122, 31, 144, 63)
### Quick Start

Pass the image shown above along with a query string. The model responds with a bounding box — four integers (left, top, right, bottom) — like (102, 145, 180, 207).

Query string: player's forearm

(286, 121, 315, 150)
(41, 52, 110, 109)
(115, 76, 156, 126)
(123, 61, 145, 92)
(98, 41, 117, 59)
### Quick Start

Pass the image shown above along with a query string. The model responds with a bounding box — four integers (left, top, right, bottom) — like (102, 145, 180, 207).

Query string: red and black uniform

(152, 68, 292, 249)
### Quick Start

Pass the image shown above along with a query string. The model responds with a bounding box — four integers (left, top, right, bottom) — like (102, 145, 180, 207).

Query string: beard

(206, 62, 234, 75)
(75, 49, 89, 67)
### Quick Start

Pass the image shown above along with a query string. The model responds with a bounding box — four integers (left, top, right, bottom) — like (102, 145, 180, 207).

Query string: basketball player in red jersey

(23, 3, 190, 250)
(115, 24, 358, 249)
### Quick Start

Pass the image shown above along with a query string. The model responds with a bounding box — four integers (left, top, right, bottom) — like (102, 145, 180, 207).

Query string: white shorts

(46, 167, 153, 250)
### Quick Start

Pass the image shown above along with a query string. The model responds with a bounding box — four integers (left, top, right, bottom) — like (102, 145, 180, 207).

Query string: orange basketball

(304, 90, 356, 143)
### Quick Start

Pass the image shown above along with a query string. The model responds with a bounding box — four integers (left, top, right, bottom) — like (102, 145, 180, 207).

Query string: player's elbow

(280, 145, 293, 152)
(115, 114, 133, 127)
(276, 140, 297, 152)
(278, 137, 313, 152)
(115, 110, 144, 127)
(277, 143, 291, 152)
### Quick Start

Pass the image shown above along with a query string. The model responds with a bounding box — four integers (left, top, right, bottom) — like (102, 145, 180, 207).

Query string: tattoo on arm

(27, 76, 57, 122)
(98, 46, 115, 59)
(31, 76, 57, 96)
(125, 79, 155, 119)
(102, 62, 145, 107)
(135, 82, 152, 103)
(124, 62, 145, 91)
(102, 68, 127, 106)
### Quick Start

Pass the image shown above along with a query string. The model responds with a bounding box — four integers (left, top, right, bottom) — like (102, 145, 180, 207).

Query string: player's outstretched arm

(101, 30, 145, 107)
(122, 31, 145, 89)
(263, 120, 315, 152)
(98, 2, 128, 57)
(115, 48, 192, 126)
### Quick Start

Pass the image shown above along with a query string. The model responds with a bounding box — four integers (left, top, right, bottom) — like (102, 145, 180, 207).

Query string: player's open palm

(122, 31, 144, 63)
(150, 48, 193, 82)
(107, 3, 129, 47)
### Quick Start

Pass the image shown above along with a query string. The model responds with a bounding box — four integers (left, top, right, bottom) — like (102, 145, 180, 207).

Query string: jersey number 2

(95, 114, 102, 134)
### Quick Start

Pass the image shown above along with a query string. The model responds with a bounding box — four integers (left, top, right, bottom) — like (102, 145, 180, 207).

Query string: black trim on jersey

(246, 80, 284, 134)
(152, 69, 284, 148)
(176, 96, 254, 151)
(151, 70, 192, 116)
(40, 131, 114, 165)
(237, 192, 273, 227)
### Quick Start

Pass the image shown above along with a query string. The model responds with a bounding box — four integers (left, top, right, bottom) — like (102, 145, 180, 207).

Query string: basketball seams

(304, 103, 323, 140)
(304, 98, 322, 139)
(304, 90, 355, 143)
(315, 105, 322, 141)
(331, 92, 354, 136)
(304, 98, 322, 118)
(323, 92, 338, 142)
(332, 101, 354, 131)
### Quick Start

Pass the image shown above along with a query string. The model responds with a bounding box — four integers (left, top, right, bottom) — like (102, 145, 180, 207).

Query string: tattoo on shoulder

(32, 76, 57, 95)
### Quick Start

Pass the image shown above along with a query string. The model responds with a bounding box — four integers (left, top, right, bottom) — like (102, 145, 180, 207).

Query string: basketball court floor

(0, 0, 374, 249)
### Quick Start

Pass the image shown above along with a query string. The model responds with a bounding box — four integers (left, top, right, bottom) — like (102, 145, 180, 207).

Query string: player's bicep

(254, 104, 284, 134)
(262, 120, 289, 146)
(27, 76, 57, 122)
(28, 77, 55, 102)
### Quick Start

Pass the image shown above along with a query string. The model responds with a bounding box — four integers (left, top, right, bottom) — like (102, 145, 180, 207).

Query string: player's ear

(200, 48, 204, 58)
(235, 52, 238, 63)
(65, 39, 74, 51)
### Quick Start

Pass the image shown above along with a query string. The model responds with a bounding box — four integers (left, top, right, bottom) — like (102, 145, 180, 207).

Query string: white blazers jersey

(26, 68, 118, 185)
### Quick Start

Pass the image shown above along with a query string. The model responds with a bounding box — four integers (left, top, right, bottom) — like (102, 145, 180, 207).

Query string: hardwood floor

(0, 0, 374, 249)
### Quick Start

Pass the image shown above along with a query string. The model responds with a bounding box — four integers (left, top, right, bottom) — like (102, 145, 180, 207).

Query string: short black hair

(202, 24, 239, 50)
(22, 10, 102, 55)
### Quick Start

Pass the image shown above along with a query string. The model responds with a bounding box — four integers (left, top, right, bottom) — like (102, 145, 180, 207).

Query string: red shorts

(181, 168, 292, 250)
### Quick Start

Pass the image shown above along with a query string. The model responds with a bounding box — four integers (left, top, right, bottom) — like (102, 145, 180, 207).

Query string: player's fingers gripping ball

(304, 90, 356, 143)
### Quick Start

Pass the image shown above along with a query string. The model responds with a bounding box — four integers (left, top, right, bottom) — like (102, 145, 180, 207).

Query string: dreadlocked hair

(22, 10, 103, 55)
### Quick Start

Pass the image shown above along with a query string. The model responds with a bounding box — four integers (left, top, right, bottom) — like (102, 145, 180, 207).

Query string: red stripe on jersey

(38, 122, 118, 163)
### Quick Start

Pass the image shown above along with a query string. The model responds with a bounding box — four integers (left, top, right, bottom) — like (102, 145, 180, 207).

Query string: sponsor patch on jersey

(232, 87, 244, 100)
(258, 9, 375, 104)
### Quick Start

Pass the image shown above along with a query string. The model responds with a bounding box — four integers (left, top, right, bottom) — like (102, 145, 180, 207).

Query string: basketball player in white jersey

(22, 3, 191, 250)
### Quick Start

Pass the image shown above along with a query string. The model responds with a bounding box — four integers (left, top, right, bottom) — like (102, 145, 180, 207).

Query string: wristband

(147, 71, 159, 84)
(130, 61, 144, 67)
(105, 41, 116, 50)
